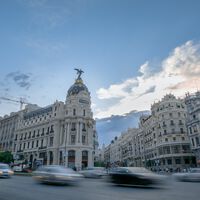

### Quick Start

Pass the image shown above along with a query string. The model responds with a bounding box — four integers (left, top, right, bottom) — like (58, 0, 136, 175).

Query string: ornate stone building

(104, 94, 196, 171)
(185, 91, 200, 166)
(0, 70, 98, 170)
(139, 94, 196, 171)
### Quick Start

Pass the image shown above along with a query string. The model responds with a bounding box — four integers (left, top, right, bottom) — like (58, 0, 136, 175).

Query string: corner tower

(62, 69, 97, 170)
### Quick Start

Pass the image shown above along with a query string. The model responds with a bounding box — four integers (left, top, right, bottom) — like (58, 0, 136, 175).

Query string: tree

(94, 161, 105, 167)
(0, 151, 13, 164)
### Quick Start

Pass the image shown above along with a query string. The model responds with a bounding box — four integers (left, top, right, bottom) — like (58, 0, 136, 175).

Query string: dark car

(109, 167, 166, 187)
(32, 165, 82, 185)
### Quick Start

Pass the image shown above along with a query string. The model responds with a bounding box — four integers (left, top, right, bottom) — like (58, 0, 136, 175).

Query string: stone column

(75, 149, 81, 171)
(53, 122, 60, 148)
(76, 122, 79, 144)
(59, 124, 63, 145)
(64, 150, 68, 167)
(88, 150, 94, 167)
(80, 122, 83, 144)
(78, 122, 81, 143)
(47, 151, 50, 165)
(53, 149, 58, 165)
(67, 122, 70, 145)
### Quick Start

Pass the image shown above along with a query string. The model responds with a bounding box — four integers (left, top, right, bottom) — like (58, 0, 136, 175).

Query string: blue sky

(0, 0, 200, 118)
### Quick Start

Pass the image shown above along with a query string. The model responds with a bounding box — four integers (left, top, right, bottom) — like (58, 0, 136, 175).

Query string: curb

(14, 172, 32, 176)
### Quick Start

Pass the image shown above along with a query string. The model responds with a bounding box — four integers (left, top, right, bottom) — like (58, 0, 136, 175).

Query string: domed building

(60, 72, 98, 170)
(10, 69, 98, 170)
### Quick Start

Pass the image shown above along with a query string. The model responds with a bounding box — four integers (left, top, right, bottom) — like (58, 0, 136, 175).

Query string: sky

(0, 0, 200, 119)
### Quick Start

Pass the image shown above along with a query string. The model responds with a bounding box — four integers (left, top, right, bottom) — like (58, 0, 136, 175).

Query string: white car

(0, 163, 14, 178)
(173, 168, 200, 182)
(32, 165, 82, 185)
(79, 167, 106, 178)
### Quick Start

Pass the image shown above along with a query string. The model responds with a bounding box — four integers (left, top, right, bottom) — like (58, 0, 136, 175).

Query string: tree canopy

(0, 151, 13, 164)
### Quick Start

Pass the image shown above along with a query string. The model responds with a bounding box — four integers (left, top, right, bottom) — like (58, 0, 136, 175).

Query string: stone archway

(82, 150, 88, 169)
(49, 151, 53, 165)
(68, 150, 75, 169)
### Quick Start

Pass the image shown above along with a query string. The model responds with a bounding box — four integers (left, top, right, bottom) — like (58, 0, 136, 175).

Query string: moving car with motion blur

(32, 165, 82, 185)
(173, 168, 200, 182)
(0, 163, 14, 178)
(109, 167, 166, 187)
(79, 167, 106, 178)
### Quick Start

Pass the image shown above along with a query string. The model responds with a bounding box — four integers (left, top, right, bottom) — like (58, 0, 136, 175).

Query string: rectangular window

(193, 125, 198, 132)
(73, 109, 76, 116)
(83, 109, 86, 116)
(50, 125, 54, 133)
(49, 137, 54, 147)
(191, 138, 195, 146)
(36, 140, 39, 147)
(37, 130, 40, 137)
(82, 123, 86, 131)
(42, 128, 45, 135)
(41, 139, 43, 147)
(175, 158, 181, 164)
(46, 127, 49, 134)
(71, 135, 76, 144)
(195, 137, 199, 146)
(71, 123, 76, 131)
(32, 141, 34, 148)
(167, 159, 172, 165)
(82, 135, 86, 144)
(189, 127, 192, 134)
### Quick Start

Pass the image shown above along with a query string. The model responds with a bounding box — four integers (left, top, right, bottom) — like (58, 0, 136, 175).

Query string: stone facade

(185, 91, 200, 166)
(104, 94, 196, 171)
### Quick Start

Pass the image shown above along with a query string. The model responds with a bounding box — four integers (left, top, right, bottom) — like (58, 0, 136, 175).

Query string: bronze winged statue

(74, 68, 84, 79)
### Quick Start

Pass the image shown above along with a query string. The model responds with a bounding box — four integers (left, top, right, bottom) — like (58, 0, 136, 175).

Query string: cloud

(95, 40, 200, 118)
(138, 85, 156, 98)
(6, 71, 33, 90)
(97, 79, 138, 99)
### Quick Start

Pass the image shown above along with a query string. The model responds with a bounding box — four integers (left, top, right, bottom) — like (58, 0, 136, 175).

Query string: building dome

(67, 78, 89, 97)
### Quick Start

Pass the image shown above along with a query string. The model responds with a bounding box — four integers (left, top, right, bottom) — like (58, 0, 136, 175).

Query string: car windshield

(190, 168, 200, 173)
(0, 165, 9, 169)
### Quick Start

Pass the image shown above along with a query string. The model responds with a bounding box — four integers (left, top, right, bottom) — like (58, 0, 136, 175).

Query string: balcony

(39, 146, 47, 150)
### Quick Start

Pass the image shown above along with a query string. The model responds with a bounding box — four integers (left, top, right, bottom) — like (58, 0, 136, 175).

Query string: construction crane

(0, 96, 29, 110)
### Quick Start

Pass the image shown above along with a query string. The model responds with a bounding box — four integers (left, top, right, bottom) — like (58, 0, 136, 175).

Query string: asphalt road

(0, 176, 199, 200)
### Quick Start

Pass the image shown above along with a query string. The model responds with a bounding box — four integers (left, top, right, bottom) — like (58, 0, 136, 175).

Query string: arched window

(73, 109, 76, 116)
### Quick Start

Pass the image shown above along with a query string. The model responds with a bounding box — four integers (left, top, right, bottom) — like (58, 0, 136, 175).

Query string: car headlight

(0, 171, 3, 175)
(8, 170, 14, 175)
